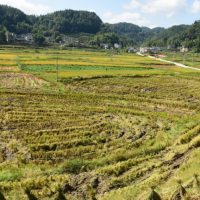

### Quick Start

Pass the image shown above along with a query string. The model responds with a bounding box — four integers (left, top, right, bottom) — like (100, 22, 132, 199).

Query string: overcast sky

(0, 0, 200, 28)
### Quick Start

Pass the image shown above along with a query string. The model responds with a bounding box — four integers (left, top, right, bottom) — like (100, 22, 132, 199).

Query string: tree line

(0, 5, 167, 46)
(0, 5, 102, 36)
(2, 4, 200, 49)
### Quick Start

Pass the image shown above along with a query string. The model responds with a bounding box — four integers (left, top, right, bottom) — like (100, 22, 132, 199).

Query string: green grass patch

(21, 65, 155, 73)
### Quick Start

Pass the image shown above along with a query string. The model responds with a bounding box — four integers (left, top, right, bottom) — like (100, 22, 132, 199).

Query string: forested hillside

(0, 5, 102, 35)
(100, 23, 165, 46)
(0, 25, 6, 43)
(180, 20, 200, 41)
(0, 5, 32, 33)
(173, 20, 200, 48)
(0, 4, 197, 47)
(151, 27, 165, 34)
(141, 27, 165, 34)
(101, 23, 143, 46)
(89, 32, 120, 46)
(0, 4, 167, 46)
(31, 10, 102, 35)
(143, 24, 190, 47)
(145, 21, 200, 49)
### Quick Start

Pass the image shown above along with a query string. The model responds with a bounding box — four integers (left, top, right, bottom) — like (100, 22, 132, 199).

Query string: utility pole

(56, 56, 58, 82)
(173, 51, 175, 62)
(192, 54, 194, 66)
(183, 53, 185, 65)
(184, 54, 186, 65)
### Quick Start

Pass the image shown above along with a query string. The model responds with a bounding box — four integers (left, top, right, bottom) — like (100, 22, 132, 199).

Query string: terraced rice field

(0, 72, 56, 91)
(1, 49, 200, 200)
(0, 49, 173, 68)
(0, 66, 17, 71)
(0, 75, 200, 199)
(46, 70, 171, 80)
(163, 52, 200, 69)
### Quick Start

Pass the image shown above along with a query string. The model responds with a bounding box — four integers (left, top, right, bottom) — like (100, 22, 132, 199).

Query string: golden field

(0, 49, 173, 68)
(0, 48, 200, 200)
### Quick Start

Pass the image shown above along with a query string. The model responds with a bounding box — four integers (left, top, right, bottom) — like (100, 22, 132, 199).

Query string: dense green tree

(101, 23, 165, 46)
(0, 5, 102, 35)
(143, 25, 190, 47)
(151, 27, 165, 34)
(2, 20, 9, 28)
(89, 32, 119, 46)
(0, 5, 31, 33)
(34, 33, 45, 45)
(34, 9, 102, 34)
(52, 31, 60, 41)
(174, 40, 181, 48)
(56, 36, 63, 43)
(0, 25, 7, 44)
(163, 37, 168, 45)
(179, 20, 200, 41)
(103, 23, 149, 46)
(2, 4, 200, 48)
(196, 38, 200, 53)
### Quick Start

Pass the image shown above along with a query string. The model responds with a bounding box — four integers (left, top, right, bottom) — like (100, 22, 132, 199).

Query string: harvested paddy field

(1, 49, 200, 200)
(0, 72, 56, 91)
(0, 66, 17, 71)
(163, 52, 200, 69)
(0, 49, 174, 68)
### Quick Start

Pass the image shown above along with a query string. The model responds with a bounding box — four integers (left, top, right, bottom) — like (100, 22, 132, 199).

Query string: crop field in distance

(1, 48, 200, 200)
(163, 52, 200, 69)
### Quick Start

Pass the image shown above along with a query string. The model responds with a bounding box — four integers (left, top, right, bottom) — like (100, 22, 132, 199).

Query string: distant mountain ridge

(0, 4, 194, 47)
(102, 23, 166, 46)
(0, 5, 102, 35)
(174, 20, 200, 48)
(141, 27, 165, 34)
(143, 24, 190, 47)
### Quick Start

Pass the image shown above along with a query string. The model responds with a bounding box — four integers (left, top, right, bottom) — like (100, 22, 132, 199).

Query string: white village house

(114, 43, 122, 49)
(167, 45, 175, 50)
(25, 33, 34, 44)
(63, 37, 73, 43)
(140, 46, 165, 54)
(100, 43, 109, 49)
(5, 32, 17, 43)
(16, 33, 34, 44)
(140, 47, 150, 54)
(180, 46, 189, 53)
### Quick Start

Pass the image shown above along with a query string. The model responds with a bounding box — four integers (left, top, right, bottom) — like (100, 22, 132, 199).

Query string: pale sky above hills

(0, 0, 200, 28)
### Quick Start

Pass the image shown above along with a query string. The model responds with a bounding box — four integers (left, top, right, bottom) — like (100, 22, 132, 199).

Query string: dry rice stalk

(148, 187, 162, 200)
(24, 188, 38, 200)
(0, 189, 6, 200)
(193, 173, 200, 194)
(55, 186, 67, 200)
(169, 181, 188, 200)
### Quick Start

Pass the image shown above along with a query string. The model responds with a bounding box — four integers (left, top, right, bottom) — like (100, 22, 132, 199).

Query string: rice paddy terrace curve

(0, 49, 200, 199)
